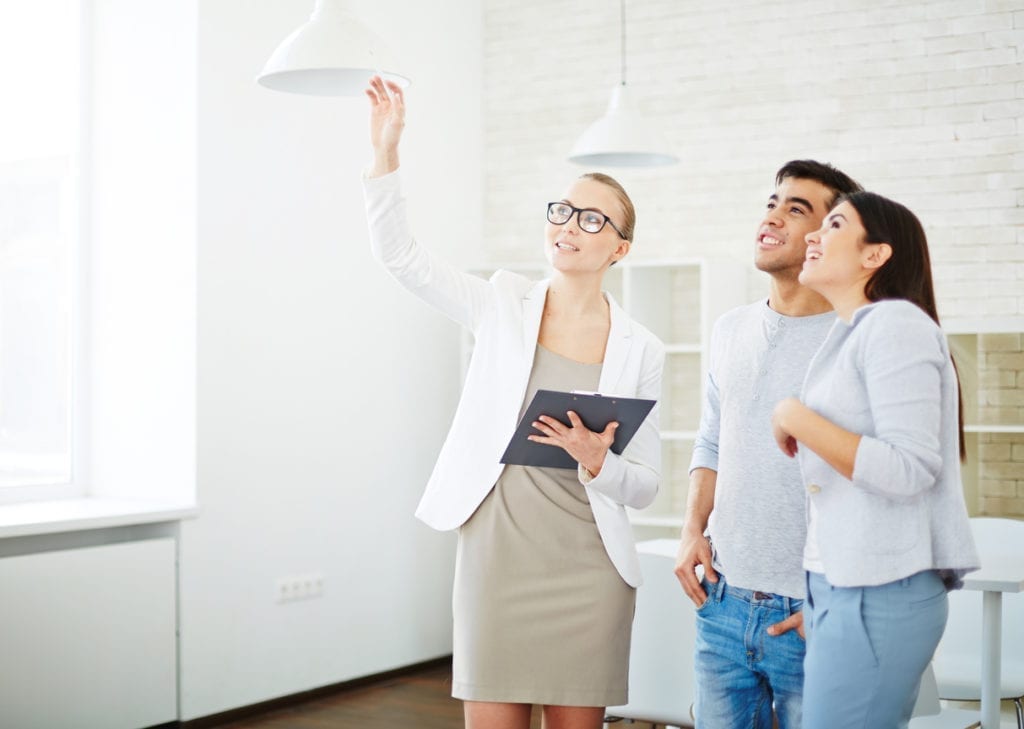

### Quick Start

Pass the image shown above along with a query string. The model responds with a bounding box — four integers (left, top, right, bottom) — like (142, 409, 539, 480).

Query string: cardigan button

(807, 484, 821, 494)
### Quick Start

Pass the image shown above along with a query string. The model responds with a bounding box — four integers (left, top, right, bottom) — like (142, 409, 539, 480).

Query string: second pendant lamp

(568, 0, 678, 167)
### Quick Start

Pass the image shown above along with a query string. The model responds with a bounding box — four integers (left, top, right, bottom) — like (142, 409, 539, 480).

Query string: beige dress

(451, 345, 636, 707)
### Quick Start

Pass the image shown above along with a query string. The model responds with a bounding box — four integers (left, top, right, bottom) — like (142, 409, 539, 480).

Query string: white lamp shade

(257, 0, 409, 96)
(568, 84, 678, 167)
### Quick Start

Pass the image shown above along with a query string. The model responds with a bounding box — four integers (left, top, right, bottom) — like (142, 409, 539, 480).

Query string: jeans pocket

(695, 578, 715, 613)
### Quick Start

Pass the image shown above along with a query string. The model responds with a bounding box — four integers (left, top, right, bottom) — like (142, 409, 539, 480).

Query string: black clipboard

(500, 389, 656, 470)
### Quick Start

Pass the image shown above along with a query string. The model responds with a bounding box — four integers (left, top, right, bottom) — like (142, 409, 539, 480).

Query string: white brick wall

(482, 0, 1023, 316)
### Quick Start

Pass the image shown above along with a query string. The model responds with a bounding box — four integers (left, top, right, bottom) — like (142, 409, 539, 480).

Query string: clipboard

(500, 389, 656, 470)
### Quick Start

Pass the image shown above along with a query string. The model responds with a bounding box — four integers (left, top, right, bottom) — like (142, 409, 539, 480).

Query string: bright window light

(0, 2, 81, 488)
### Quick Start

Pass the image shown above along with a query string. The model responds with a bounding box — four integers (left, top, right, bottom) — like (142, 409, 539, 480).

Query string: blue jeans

(803, 570, 948, 729)
(693, 574, 805, 729)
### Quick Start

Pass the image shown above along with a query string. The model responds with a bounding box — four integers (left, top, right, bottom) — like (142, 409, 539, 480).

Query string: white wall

(481, 0, 1023, 319)
(179, 0, 482, 719)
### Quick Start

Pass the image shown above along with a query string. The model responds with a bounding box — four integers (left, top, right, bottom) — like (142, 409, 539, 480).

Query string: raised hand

(365, 75, 405, 177)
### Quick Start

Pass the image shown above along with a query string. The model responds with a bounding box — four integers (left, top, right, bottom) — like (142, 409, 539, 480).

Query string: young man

(674, 161, 863, 729)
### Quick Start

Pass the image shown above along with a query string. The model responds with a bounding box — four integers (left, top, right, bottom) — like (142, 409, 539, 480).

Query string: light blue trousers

(803, 570, 948, 729)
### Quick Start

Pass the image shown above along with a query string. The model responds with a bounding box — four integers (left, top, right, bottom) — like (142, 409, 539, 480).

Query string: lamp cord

(620, 0, 627, 86)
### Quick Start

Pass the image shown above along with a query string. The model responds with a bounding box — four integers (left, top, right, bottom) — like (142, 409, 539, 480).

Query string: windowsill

(0, 497, 198, 538)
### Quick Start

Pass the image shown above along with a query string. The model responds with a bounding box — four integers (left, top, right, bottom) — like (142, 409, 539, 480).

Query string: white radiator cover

(0, 538, 177, 728)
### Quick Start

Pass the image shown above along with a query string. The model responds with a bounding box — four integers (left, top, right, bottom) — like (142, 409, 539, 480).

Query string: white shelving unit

(943, 317, 1024, 519)
(462, 259, 749, 536)
(618, 260, 747, 537)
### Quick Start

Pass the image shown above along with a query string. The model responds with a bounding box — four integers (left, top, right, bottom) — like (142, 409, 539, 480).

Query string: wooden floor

(206, 661, 544, 729)
(177, 657, 1021, 729)
(190, 659, 1021, 729)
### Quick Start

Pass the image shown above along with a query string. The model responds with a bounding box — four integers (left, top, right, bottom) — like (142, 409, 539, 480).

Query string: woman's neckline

(537, 342, 603, 366)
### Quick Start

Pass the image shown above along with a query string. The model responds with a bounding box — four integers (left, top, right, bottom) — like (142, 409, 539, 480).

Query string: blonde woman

(362, 76, 664, 729)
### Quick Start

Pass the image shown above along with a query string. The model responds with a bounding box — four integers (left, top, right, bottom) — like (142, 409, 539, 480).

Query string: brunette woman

(771, 191, 979, 728)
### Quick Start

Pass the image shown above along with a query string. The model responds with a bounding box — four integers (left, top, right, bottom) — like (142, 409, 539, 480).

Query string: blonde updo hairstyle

(578, 172, 636, 243)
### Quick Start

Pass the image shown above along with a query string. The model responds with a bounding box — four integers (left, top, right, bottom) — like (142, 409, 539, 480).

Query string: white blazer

(364, 171, 664, 587)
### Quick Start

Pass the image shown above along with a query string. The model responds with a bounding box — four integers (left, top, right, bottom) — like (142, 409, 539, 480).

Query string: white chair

(933, 517, 1024, 729)
(910, 662, 980, 728)
(604, 539, 696, 729)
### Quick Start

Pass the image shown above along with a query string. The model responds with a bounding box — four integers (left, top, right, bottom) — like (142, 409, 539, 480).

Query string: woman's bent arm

(579, 340, 664, 509)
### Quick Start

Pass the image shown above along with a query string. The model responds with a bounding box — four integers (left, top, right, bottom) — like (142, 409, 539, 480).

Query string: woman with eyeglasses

(769, 192, 979, 727)
(363, 76, 663, 729)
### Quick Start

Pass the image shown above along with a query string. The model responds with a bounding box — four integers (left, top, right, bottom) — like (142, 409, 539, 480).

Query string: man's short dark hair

(775, 160, 863, 210)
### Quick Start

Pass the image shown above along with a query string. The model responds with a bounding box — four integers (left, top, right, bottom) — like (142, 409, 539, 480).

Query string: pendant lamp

(568, 0, 677, 167)
(257, 0, 409, 96)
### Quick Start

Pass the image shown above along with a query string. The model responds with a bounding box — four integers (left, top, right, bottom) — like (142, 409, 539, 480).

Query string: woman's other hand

(365, 75, 404, 177)
(772, 397, 861, 479)
(771, 397, 801, 458)
(528, 411, 617, 477)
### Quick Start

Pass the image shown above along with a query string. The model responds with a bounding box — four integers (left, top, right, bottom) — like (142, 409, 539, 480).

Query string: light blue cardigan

(798, 300, 979, 588)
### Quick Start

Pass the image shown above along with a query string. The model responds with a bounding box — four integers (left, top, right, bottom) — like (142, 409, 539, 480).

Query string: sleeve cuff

(689, 446, 718, 474)
(578, 450, 616, 487)
(361, 167, 401, 186)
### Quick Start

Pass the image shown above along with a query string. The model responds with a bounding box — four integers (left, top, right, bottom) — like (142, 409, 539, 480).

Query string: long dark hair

(839, 191, 965, 459)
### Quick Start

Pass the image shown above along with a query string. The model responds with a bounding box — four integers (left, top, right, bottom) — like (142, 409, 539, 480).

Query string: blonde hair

(579, 172, 636, 242)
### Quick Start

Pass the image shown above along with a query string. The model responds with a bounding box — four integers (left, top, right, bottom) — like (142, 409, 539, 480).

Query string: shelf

(662, 431, 698, 441)
(942, 317, 1024, 335)
(664, 344, 702, 354)
(964, 424, 1024, 434)
(620, 257, 706, 268)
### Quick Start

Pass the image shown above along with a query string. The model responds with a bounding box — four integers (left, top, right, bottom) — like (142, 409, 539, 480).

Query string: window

(0, 0, 196, 520)
(0, 2, 82, 489)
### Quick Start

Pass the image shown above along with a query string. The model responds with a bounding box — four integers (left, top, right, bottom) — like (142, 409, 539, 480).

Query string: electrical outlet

(275, 573, 325, 603)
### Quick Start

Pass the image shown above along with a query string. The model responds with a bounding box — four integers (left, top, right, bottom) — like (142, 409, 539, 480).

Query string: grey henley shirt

(690, 299, 835, 599)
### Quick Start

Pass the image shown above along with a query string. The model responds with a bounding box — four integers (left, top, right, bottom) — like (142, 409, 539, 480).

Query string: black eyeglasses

(547, 202, 626, 238)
